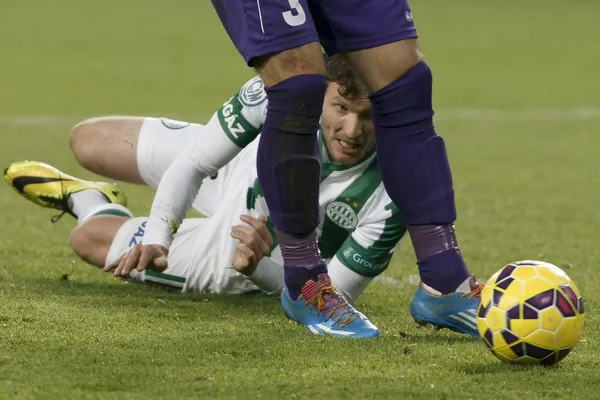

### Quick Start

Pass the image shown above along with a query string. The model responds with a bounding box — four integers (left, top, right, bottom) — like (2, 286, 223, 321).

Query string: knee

(254, 42, 327, 86)
(384, 39, 424, 79)
(69, 117, 109, 169)
(69, 225, 94, 263)
(347, 39, 424, 93)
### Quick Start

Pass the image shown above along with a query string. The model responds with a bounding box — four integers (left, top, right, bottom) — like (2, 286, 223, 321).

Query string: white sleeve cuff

(248, 256, 284, 295)
(141, 216, 174, 249)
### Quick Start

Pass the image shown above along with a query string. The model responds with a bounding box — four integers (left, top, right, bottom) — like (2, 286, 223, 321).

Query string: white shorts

(122, 117, 285, 294)
(105, 214, 260, 294)
(136, 117, 241, 217)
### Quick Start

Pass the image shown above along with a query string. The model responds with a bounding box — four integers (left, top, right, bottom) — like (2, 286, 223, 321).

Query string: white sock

(77, 203, 134, 225)
(327, 259, 373, 304)
(422, 275, 473, 296)
(69, 190, 109, 219)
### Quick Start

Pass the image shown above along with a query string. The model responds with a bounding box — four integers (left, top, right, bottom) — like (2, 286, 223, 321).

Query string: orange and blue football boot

(281, 273, 379, 338)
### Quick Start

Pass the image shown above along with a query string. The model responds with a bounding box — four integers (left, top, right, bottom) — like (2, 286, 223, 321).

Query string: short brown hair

(325, 54, 368, 99)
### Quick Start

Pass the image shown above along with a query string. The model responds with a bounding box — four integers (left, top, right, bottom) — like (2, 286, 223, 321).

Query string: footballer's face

(321, 82, 375, 165)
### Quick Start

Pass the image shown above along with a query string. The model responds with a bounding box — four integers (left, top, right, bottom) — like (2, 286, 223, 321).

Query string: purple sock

(256, 74, 328, 299)
(369, 61, 455, 224)
(369, 61, 470, 292)
(409, 225, 470, 294)
(279, 229, 327, 300)
(258, 74, 326, 235)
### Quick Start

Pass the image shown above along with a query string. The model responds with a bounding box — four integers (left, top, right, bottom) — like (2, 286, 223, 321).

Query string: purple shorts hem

(322, 28, 419, 55)
(243, 34, 320, 66)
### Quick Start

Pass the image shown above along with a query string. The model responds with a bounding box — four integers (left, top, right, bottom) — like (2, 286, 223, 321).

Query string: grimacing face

(320, 82, 375, 165)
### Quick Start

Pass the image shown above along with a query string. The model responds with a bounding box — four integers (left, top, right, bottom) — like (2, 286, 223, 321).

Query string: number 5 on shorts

(282, 0, 306, 26)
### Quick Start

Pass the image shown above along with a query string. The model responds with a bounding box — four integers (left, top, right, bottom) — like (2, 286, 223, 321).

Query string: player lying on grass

(5, 55, 482, 338)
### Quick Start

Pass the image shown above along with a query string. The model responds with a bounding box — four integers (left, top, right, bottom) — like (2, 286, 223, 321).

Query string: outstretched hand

(103, 244, 169, 277)
(230, 215, 274, 276)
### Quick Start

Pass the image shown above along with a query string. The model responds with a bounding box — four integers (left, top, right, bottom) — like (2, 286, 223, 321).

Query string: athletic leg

(346, 41, 472, 295)
(4, 158, 191, 290)
(3, 158, 247, 292)
(69, 116, 233, 216)
(314, 1, 471, 294)
(210, 0, 378, 337)
(210, 0, 327, 295)
(70, 116, 198, 185)
(314, 1, 479, 336)
(71, 216, 130, 267)
(70, 116, 146, 184)
(253, 45, 329, 300)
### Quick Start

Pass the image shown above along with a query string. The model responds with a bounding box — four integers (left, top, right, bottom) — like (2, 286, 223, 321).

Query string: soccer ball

(476, 260, 585, 366)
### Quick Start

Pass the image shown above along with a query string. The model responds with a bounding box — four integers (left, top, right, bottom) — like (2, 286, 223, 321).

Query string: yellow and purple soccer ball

(476, 260, 585, 365)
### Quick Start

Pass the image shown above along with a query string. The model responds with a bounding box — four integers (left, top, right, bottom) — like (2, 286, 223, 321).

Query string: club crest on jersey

(238, 76, 267, 107)
(326, 201, 358, 230)
(160, 118, 190, 130)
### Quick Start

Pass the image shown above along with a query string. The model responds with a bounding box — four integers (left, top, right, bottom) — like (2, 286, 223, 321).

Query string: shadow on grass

(459, 359, 562, 375)
(20, 276, 280, 312)
(399, 333, 476, 346)
(390, 324, 480, 345)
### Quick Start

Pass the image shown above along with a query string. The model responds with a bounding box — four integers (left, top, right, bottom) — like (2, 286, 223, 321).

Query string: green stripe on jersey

(336, 202, 405, 277)
(218, 94, 262, 148)
(371, 202, 406, 252)
(318, 157, 382, 259)
(337, 237, 391, 277)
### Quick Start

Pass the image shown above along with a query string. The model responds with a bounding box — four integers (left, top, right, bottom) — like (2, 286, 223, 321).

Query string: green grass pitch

(1, 1, 599, 398)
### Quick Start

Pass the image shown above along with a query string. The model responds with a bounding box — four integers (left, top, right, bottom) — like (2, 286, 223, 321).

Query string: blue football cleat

(410, 276, 483, 338)
(281, 273, 379, 338)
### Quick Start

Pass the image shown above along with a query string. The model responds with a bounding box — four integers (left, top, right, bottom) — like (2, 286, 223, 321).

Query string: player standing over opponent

(5, 53, 482, 338)
(202, 1, 474, 338)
